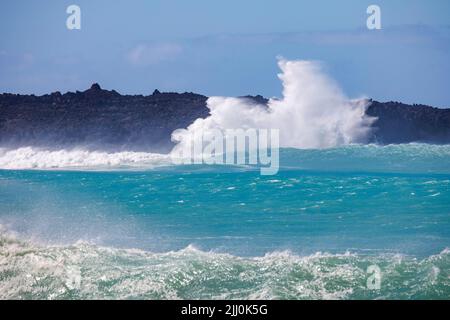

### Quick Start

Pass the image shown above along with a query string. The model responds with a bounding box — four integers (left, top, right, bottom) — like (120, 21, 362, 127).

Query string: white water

(0, 59, 374, 170)
(0, 147, 169, 170)
(171, 59, 374, 156)
(0, 59, 404, 171)
(1, 226, 448, 300)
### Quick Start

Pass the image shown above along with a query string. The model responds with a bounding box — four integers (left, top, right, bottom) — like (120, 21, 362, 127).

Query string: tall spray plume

(171, 59, 374, 155)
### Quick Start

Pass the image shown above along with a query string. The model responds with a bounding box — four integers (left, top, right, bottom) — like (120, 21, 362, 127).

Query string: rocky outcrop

(0, 84, 209, 152)
(0, 84, 449, 151)
(366, 100, 450, 144)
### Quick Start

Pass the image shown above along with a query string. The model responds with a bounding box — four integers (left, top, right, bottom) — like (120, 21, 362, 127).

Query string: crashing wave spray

(171, 59, 374, 152)
(0, 59, 374, 170)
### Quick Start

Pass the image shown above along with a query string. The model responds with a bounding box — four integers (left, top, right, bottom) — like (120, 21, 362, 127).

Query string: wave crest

(0, 147, 169, 170)
(1, 229, 448, 300)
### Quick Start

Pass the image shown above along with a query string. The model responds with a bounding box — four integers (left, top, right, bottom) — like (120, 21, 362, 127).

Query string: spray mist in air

(171, 58, 374, 154)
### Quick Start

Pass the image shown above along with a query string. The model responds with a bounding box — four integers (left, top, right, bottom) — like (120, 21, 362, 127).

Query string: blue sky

(1, 0, 449, 107)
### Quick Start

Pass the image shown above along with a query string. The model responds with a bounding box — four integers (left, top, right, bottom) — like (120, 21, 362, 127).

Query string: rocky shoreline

(0, 83, 449, 151)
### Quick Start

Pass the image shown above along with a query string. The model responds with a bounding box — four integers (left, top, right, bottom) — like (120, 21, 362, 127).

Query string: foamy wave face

(171, 59, 374, 155)
(1, 229, 448, 300)
(0, 147, 170, 170)
(2, 143, 450, 172)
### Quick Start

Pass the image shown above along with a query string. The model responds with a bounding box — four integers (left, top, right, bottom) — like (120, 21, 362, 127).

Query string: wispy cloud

(190, 24, 450, 47)
(127, 42, 183, 66)
(0, 50, 35, 70)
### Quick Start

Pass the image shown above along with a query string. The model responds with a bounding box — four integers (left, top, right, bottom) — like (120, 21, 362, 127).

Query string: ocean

(0, 144, 449, 299)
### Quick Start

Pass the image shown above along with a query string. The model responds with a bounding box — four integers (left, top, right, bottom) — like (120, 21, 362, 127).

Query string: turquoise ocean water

(0, 144, 449, 299)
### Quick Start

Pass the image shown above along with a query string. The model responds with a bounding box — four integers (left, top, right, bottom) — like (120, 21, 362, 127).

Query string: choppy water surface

(1, 144, 449, 299)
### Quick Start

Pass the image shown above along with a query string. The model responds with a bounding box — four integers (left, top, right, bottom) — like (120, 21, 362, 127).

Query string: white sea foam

(1, 226, 448, 300)
(0, 143, 449, 171)
(0, 147, 170, 170)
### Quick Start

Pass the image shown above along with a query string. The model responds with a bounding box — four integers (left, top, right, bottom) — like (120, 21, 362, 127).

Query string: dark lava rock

(0, 85, 449, 152)
(366, 100, 450, 144)
(0, 84, 209, 152)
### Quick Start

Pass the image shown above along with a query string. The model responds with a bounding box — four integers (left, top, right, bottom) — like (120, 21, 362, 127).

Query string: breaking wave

(0, 147, 170, 170)
(171, 59, 374, 157)
(0, 144, 450, 173)
(0, 228, 448, 300)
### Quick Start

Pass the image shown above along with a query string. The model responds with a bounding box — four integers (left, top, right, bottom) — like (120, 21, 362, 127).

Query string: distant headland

(0, 83, 449, 152)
